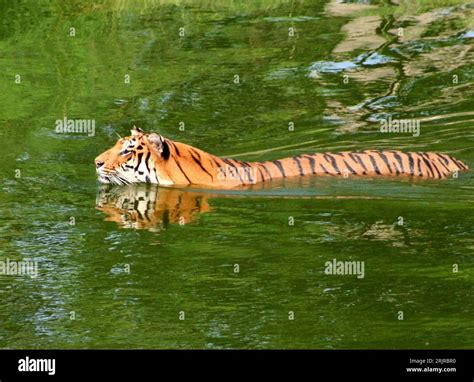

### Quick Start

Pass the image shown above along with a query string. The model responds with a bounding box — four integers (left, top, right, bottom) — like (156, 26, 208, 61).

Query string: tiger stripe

(351, 153, 369, 174)
(319, 162, 332, 175)
(190, 151, 214, 180)
(324, 153, 341, 175)
(293, 156, 305, 176)
(406, 153, 415, 176)
(272, 160, 286, 178)
(304, 155, 316, 174)
(258, 162, 273, 180)
(175, 160, 192, 184)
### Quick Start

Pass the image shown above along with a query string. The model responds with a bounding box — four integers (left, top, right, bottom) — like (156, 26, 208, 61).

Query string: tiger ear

(147, 133, 170, 160)
(131, 125, 144, 136)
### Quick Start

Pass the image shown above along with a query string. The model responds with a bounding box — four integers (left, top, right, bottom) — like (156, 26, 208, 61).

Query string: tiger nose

(95, 160, 104, 168)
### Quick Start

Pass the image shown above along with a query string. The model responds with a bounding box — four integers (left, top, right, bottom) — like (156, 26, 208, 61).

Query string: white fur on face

(97, 138, 174, 186)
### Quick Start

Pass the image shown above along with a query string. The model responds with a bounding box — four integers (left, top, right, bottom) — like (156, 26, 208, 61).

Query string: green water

(1, 0, 473, 349)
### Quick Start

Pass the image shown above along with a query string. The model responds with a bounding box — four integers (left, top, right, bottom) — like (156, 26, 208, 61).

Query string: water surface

(0, 0, 473, 349)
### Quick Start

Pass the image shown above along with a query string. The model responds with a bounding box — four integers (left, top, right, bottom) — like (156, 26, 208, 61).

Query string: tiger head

(94, 126, 172, 185)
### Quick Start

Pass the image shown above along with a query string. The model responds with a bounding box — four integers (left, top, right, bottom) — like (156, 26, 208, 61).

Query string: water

(0, 0, 473, 349)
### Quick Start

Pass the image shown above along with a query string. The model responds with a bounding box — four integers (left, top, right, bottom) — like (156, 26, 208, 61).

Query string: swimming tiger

(94, 126, 468, 188)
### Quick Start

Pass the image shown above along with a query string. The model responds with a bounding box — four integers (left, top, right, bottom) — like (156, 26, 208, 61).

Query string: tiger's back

(258, 150, 467, 180)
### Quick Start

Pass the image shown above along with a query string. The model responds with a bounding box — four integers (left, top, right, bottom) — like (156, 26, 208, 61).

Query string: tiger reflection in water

(95, 184, 212, 231)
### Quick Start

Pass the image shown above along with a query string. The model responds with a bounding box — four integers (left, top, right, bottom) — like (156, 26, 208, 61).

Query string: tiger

(94, 126, 468, 189)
